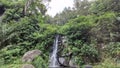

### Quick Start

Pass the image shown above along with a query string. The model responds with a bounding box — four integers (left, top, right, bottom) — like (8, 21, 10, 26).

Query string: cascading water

(49, 35, 59, 67)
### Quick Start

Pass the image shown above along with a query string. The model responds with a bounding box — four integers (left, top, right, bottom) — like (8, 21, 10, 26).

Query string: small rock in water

(49, 66, 60, 68)
(84, 65, 92, 68)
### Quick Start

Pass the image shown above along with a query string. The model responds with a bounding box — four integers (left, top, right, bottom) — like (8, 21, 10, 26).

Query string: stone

(69, 59, 75, 67)
(59, 57, 65, 64)
(22, 49, 41, 62)
(22, 64, 35, 68)
(84, 65, 93, 68)
(116, 17, 120, 21)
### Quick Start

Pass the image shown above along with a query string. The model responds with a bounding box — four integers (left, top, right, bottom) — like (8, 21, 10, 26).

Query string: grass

(0, 64, 22, 68)
(0, 58, 23, 68)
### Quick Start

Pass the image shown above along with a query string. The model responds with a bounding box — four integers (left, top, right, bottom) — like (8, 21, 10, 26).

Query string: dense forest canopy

(0, 0, 120, 68)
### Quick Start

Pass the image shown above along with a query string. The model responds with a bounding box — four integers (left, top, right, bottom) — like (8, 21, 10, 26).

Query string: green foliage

(90, 12, 118, 43)
(59, 15, 99, 65)
(0, 0, 24, 7)
(0, 64, 22, 68)
(0, 13, 58, 65)
(53, 7, 76, 25)
(24, 0, 47, 15)
(0, 0, 120, 67)
(32, 56, 48, 68)
(2, 7, 24, 22)
(60, 15, 95, 43)
(74, 0, 91, 15)
(105, 42, 120, 58)
(73, 44, 99, 65)
(0, 0, 52, 66)
(0, 45, 21, 64)
(0, 58, 4, 65)
(94, 58, 120, 68)
(90, 0, 120, 15)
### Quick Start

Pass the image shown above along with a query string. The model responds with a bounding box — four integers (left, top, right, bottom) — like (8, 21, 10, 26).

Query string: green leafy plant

(32, 56, 48, 68)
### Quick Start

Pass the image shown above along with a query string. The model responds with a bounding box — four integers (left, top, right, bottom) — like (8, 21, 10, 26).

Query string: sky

(46, 0, 74, 17)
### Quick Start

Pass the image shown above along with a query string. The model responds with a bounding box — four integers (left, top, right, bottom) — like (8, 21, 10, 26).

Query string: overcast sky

(46, 0, 74, 17)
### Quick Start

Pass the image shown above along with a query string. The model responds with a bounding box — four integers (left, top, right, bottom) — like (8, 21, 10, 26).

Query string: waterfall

(49, 35, 59, 67)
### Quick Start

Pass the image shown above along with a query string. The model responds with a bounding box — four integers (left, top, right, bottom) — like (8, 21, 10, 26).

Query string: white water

(49, 35, 59, 67)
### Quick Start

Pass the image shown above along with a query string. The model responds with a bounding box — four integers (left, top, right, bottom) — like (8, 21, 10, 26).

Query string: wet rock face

(61, 36, 67, 45)
(22, 64, 35, 68)
(58, 57, 77, 67)
(0, 5, 5, 16)
(22, 49, 41, 63)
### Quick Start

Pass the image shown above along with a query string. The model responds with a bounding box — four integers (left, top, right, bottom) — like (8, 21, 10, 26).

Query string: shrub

(93, 58, 120, 68)
(105, 42, 120, 58)
(32, 56, 48, 68)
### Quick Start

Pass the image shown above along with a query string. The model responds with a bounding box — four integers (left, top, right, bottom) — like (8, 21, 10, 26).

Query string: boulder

(22, 49, 41, 62)
(22, 64, 35, 68)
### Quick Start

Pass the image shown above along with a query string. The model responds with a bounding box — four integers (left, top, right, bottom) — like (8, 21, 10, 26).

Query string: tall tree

(74, 0, 91, 15)
(24, 0, 49, 15)
(90, 0, 120, 15)
(53, 7, 76, 25)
